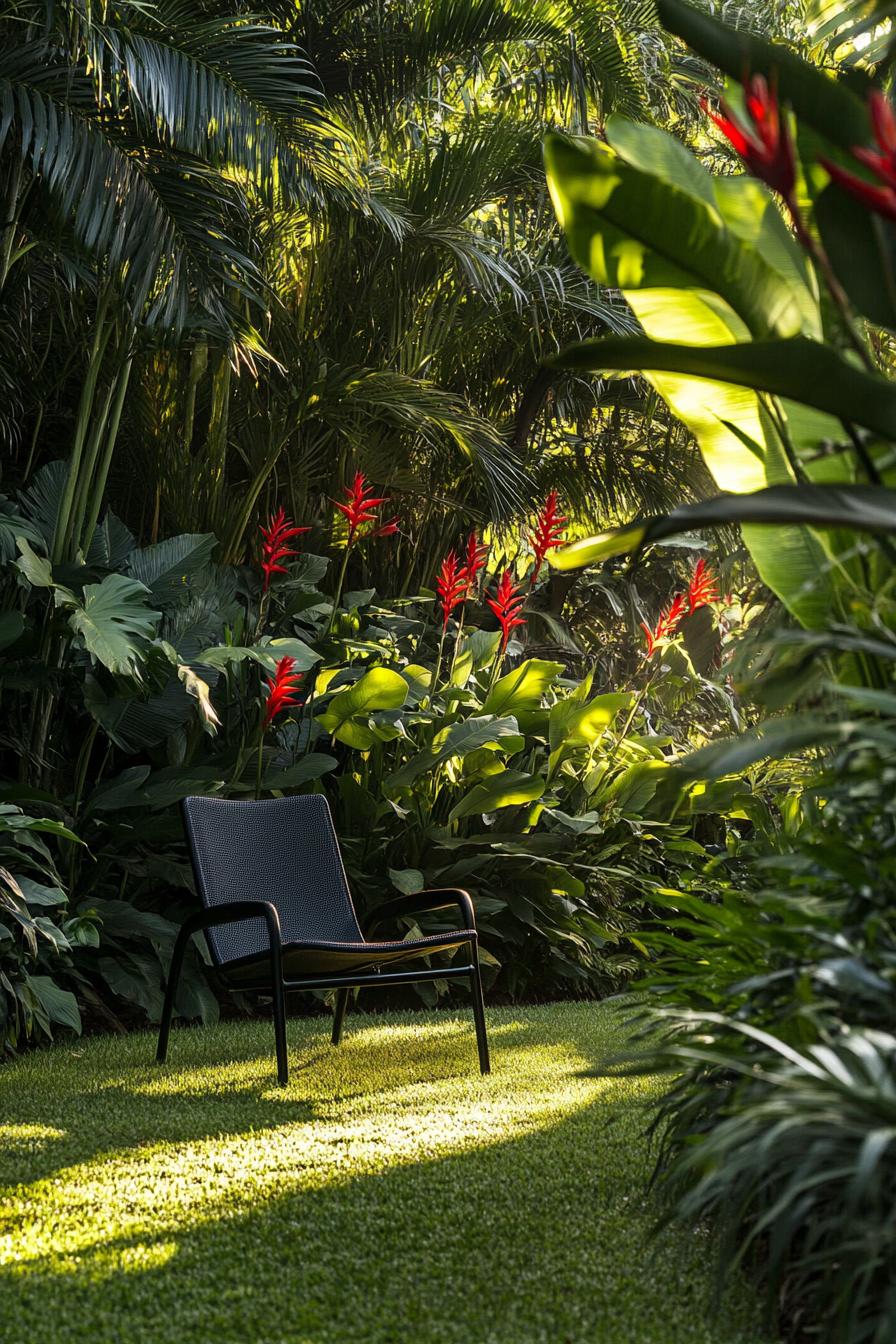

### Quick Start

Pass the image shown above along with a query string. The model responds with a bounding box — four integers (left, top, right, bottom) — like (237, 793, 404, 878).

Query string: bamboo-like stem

(325, 546, 351, 637)
(80, 352, 134, 553)
(52, 286, 114, 563)
(0, 158, 23, 292)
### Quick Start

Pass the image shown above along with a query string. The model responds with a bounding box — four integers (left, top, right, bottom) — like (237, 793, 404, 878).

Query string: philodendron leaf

(549, 336, 896, 440)
(656, 0, 869, 153)
(449, 771, 545, 821)
(317, 668, 408, 743)
(389, 867, 425, 895)
(482, 659, 564, 716)
(548, 484, 896, 571)
(385, 716, 523, 793)
(61, 574, 161, 675)
(25, 975, 81, 1035)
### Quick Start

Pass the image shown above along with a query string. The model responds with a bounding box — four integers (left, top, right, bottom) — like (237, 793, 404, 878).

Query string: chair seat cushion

(219, 929, 475, 985)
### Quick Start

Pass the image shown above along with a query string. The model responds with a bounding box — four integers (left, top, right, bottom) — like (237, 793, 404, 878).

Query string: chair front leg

(331, 987, 349, 1045)
(468, 936, 490, 1075)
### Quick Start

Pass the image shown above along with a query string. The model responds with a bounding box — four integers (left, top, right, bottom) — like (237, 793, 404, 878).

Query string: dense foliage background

(4, 1, 896, 1340)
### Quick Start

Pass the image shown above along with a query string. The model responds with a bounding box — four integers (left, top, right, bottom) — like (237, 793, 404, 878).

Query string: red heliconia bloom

(530, 490, 567, 585)
(486, 570, 527, 651)
(436, 549, 467, 630)
(821, 90, 896, 223)
(371, 515, 401, 538)
(260, 507, 310, 592)
(262, 656, 304, 729)
(703, 74, 796, 202)
(333, 471, 389, 545)
(641, 592, 687, 659)
(460, 531, 488, 591)
(687, 558, 720, 614)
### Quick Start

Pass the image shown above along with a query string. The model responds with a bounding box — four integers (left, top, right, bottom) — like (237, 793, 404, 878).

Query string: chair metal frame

(156, 802, 490, 1085)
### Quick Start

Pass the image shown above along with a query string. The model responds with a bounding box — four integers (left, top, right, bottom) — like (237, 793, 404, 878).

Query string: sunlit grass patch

(0, 1002, 772, 1344)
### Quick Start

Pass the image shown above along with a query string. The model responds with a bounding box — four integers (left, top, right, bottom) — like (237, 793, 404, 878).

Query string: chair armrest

(180, 900, 283, 959)
(364, 888, 476, 938)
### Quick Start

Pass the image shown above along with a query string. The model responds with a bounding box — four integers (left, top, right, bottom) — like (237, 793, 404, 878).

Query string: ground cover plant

(0, 1001, 772, 1344)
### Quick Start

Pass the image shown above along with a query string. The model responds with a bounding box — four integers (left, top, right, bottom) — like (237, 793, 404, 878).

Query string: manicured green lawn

(0, 1002, 770, 1344)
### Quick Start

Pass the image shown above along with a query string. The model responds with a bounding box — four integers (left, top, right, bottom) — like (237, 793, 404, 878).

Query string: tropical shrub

(536, 1, 896, 1339)
(0, 454, 750, 1034)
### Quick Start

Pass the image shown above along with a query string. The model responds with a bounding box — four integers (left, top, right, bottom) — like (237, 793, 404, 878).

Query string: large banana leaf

(543, 131, 807, 341)
(547, 484, 896, 569)
(544, 125, 849, 626)
(551, 336, 896, 438)
(316, 668, 409, 748)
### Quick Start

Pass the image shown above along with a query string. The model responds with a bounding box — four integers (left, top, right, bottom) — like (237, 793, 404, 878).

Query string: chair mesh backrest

(182, 794, 362, 966)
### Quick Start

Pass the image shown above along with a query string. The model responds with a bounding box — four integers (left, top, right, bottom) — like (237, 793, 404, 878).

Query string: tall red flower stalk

(705, 76, 875, 373)
(436, 550, 467, 630)
(260, 507, 310, 593)
(333, 470, 389, 546)
(530, 491, 567, 585)
(460, 531, 488, 594)
(487, 570, 527, 653)
(641, 592, 687, 659)
(822, 91, 896, 223)
(255, 656, 304, 797)
(262, 656, 304, 729)
(704, 75, 797, 205)
(687, 558, 719, 614)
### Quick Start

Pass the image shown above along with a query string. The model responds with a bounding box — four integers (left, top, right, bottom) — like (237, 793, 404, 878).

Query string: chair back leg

(469, 940, 491, 1074)
(156, 924, 191, 1063)
(331, 987, 350, 1045)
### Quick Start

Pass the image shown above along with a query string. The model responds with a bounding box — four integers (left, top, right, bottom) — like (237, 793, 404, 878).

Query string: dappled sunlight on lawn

(0, 1003, 771, 1344)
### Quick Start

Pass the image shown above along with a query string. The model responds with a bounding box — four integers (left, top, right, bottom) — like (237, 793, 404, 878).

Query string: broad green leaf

(317, 668, 408, 742)
(126, 534, 217, 604)
(549, 693, 632, 754)
(815, 184, 896, 333)
(198, 638, 319, 673)
(551, 336, 896, 441)
(385, 716, 523, 792)
(25, 975, 81, 1035)
(465, 629, 502, 670)
(62, 573, 161, 674)
(656, 0, 869, 152)
(548, 485, 896, 569)
(449, 770, 545, 821)
(482, 659, 564, 716)
(605, 117, 820, 338)
(15, 537, 53, 587)
(389, 867, 425, 895)
(543, 132, 806, 340)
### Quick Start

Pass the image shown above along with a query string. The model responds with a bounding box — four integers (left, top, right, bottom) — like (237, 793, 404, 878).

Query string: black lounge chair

(156, 794, 490, 1085)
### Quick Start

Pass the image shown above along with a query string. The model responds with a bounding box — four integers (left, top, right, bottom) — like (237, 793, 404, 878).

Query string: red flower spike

(642, 592, 687, 659)
(530, 490, 567, 585)
(436, 550, 467, 630)
(262, 656, 304, 729)
(687, 558, 719, 614)
(704, 75, 796, 202)
(460, 531, 488, 591)
(486, 570, 527, 651)
(371, 515, 401, 539)
(260, 507, 310, 592)
(821, 90, 896, 223)
(333, 470, 389, 545)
